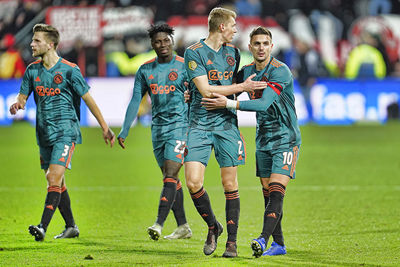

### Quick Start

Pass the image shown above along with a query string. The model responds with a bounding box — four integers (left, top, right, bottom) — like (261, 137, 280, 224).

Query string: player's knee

(46, 171, 63, 187)
(222, 179, 238, 192)
(186, 179, 202, 193)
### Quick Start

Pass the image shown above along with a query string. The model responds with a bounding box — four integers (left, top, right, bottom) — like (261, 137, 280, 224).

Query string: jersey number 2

(238, 141, 243, 155)
(174, 140, 186, 154)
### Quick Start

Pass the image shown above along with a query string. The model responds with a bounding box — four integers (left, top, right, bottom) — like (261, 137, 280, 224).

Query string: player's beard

(32, 47, 47, 58)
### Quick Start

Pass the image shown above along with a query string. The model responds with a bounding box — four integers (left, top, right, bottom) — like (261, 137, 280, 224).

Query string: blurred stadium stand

(0, 0, 399, 125)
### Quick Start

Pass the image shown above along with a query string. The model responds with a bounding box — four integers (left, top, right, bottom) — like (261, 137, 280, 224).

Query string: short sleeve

(184, 48, 207, 81)
(19, 67, 33, 97)
(268, 65, 292, 92)
(236, 68, 245, 84)
(134, 66, 148, 96)
(71, 66, 90, 96)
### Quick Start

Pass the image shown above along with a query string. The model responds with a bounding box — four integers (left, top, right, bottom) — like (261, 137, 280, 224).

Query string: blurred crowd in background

(1, 0, 400, 85)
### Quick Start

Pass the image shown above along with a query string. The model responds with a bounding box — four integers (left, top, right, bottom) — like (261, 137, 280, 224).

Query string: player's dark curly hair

(148, 23, 174, 40)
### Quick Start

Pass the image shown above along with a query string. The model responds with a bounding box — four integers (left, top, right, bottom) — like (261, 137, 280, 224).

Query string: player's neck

(204, 33, 224, 52)
(42, 50, 60, 70)
(157, 54, 173, 64)
(255, 55, 271, 71)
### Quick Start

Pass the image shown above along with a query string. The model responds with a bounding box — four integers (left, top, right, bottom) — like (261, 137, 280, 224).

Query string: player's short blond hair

(208, 7, 236, 33)
(33, 24, 60, 48)
(249, 26, 272, 41)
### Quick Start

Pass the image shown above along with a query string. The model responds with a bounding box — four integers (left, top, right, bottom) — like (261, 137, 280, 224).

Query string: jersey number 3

(61, 145, 70, 157)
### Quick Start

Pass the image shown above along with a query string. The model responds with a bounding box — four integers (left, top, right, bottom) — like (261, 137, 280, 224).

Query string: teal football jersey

(119, 55, 188, 141)
(19, 58, 89, 146)
(184, 39, 240, 131)
(237, 57, 301, 150)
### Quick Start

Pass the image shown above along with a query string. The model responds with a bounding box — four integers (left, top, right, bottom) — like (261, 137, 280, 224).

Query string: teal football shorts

(39, 141, 76, 170)
(256, 145, 300, 178)
(185, 127, 246, 167)
(152, 127, 187, 167)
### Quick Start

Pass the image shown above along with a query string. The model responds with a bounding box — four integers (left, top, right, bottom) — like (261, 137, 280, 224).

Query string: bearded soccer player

(9, 24, 115, 241)
(201, 26, 301, 257)
(184, 8, 267, 257)
(118, 24, 192, 241)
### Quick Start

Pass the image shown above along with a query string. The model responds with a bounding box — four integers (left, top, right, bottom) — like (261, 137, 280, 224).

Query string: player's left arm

(239, 66, 292, 111)
(82, 92, 115, 147)
(71, 66, 115, 147)
(202, 66, 291, 112)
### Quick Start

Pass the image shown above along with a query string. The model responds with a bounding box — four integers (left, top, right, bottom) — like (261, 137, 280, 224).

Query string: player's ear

(219, 23, 224, 32)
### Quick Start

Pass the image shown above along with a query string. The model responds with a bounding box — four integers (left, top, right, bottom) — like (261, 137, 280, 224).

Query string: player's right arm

(10, 64, 33, 115)
(184, 48, 266, 98)
(117, 68, 147, 149)
(9, 93, 28, 115)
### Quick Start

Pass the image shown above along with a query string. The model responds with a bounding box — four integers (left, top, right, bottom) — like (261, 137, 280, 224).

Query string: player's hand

(9, 102, 25, 115)
(103, 127, 115, 147)
(118, 137, 125, 149)
(184, 89, 191, 103)
(201, 93, 228, 110)
(242, 73, 267, 93)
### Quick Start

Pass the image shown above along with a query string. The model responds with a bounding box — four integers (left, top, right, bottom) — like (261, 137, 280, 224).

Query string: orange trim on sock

(263, 188, 270, 197)
(269, 185, 286, 196)
(61, 186, 67, 193)
(47, 186, 62, 193)
(224, 191, 240, 200)
(163, 178, 177, 184)
(191, 188, 205, 199)
(176, 180, 182, 190)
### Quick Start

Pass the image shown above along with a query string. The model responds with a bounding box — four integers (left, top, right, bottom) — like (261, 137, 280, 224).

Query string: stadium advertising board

(311, 79, 400, 124)
(46, 6, 103, 49)
(102, 6, 153, 37)
(0, 78, 399, 126)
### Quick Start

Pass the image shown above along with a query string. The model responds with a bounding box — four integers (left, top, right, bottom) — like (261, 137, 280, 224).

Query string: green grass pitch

(0, 121, 399, 266)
